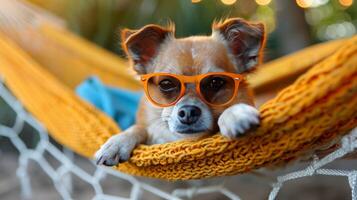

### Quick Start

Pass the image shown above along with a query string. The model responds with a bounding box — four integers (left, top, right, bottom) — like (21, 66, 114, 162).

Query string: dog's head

(121, 18, 265, 140)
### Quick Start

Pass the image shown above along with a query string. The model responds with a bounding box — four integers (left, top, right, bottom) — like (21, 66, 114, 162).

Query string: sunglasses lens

(200, 74, 236, 105)
(147, 75, 182, 106)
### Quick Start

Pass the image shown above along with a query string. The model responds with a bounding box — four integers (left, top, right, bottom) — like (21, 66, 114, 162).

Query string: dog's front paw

(95, 134, 136, 166)
(218, 104, 260, 139)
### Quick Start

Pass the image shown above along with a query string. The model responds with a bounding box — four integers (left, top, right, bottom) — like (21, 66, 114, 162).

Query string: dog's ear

(121, 25, 174, 74)
(212, 18, 265, 73)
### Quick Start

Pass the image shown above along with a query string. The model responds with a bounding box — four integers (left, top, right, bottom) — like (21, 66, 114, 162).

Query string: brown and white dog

(95, 18, 265, 166)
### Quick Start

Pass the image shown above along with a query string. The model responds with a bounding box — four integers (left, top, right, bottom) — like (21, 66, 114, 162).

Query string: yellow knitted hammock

(0, 17, 356, 180)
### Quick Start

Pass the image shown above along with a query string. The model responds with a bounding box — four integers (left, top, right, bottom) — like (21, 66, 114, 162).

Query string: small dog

(95, 18, 265, 166)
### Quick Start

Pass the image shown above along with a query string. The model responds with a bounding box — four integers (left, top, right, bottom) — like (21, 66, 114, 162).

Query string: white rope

(0, 80, 186, 200)
(269, 128, 357, 200)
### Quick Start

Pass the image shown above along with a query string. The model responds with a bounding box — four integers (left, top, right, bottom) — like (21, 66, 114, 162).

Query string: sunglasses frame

(140, 72, 244, 107)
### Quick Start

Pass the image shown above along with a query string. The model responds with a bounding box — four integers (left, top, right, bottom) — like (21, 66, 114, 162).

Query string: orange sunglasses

(140, 72, 244, 107)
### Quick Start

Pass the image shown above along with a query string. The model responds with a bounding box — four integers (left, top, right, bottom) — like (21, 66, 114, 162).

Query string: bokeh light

(296, 0, 313, 8)
(296, 0, 329, 8)
(221, 0, 237, 5)
(312, 0, 329, 7)
(305, 5, 333, 25)
(255, 0, 272, 6)
(317, 21, 356, 40)
(191, 0, 202, 3)
(339, 0, 353, 7)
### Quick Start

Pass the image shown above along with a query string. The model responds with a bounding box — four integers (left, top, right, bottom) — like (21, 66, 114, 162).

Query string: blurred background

(0, 0, 356, 199)
(27, 0, 357, 60)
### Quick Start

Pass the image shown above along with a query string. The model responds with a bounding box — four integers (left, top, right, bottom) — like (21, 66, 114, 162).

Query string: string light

(296, 0, 313, 8)
(339, 0, 353, 7)
(191, 0, 202, 3)
(255, 0, 272, 6)
(221, 0, 237, 5)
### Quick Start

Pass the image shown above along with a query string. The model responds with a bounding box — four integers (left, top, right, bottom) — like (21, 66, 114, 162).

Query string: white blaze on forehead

(201, 65, 224, 74)
(193, 40, 227, 74)
(191, 46, 198, 59)
(153, 66, 182, 74)
(153, 63, 223, 75)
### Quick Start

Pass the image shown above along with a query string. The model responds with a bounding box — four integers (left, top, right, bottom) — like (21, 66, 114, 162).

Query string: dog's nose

(177, 105, 201, 125)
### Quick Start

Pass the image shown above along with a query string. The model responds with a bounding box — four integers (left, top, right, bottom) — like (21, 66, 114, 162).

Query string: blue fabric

(76, 76, 142, 130)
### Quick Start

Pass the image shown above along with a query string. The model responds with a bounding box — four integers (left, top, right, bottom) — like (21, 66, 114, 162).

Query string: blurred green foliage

(28, 0, 274, 56)
(28, 0, 357, 59)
